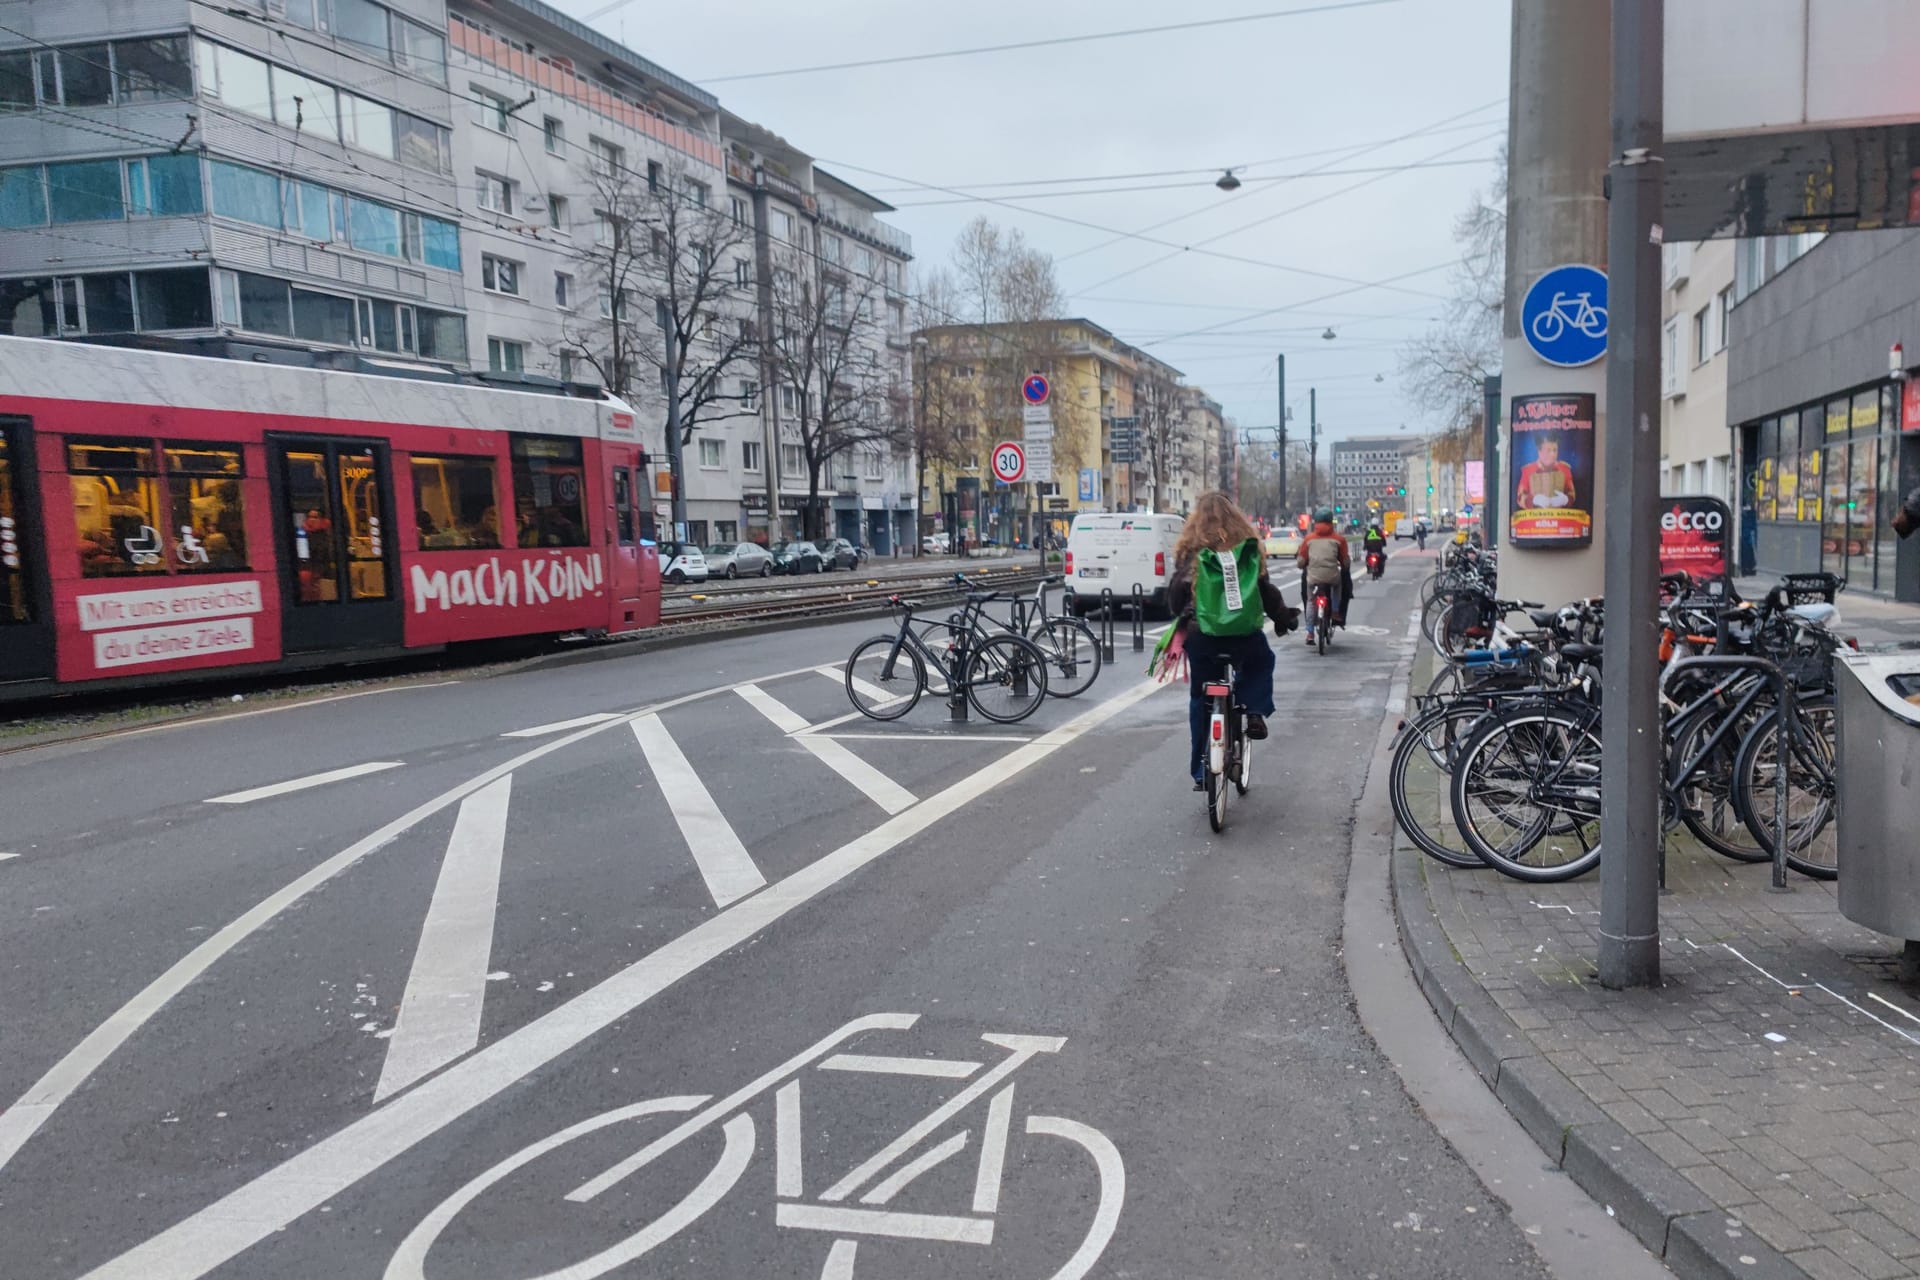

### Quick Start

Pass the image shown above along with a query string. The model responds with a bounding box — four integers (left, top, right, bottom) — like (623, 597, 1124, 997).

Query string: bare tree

(1397, 151, 1507, 441)
(557, 158, 759, 453)
(906, 269, 974, 554)
(1132, 358, 1185, 513)
(767, 262, 901, 539)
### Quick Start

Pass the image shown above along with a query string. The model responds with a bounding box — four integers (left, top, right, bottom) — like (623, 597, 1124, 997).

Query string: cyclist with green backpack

(1166, 492, 1301, 789)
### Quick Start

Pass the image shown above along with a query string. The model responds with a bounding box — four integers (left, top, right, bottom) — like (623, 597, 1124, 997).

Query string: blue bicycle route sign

(1521, 264, 1608, 367)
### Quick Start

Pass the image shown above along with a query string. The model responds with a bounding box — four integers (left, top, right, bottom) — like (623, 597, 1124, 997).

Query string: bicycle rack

(1661, 653, 1796, 892)
(946, 616, 970, 723)
(1130, 584, 1146, 652)
(1099, 588, 1116, 662)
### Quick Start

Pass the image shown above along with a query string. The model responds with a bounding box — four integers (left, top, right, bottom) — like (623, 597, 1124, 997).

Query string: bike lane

(48, 580, 1561, 1279)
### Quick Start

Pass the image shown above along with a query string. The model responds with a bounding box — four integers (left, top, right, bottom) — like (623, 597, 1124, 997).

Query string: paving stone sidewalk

(1390, 657, 1920, 1280)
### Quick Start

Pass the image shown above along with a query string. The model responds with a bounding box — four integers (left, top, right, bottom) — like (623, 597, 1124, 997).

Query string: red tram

(0, 336, 660, 701)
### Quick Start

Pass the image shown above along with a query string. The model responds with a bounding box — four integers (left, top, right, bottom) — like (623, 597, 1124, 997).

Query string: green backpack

(1193, 539, 1265, 636)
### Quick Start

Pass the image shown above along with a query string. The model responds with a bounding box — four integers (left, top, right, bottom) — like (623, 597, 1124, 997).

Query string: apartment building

(1, 0, 467, 361)
(1658, 238, 1736, 504)
(1329, 435, 1417, 517)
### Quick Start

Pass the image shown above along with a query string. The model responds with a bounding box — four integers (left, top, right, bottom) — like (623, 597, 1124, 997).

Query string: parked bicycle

(844, 593, 1049, 724)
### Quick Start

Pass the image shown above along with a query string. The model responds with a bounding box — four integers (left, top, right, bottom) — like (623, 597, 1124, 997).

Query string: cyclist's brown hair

(1173, 491, 1260, 568)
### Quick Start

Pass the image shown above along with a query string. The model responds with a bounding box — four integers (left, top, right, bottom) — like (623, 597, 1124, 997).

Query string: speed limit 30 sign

(990, 441, 1026, 484)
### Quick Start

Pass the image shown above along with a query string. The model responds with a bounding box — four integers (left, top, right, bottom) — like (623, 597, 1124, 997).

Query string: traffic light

(1397, 486, 1406, 496)
(1427, 485, 1435, 495)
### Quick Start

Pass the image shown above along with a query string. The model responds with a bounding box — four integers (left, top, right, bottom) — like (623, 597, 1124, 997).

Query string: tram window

(612, 465, 635, 546)
(285, 450, 340, 602)
(1, 430, 27, 623)
(164, 444, 247, 572)
(412, 455, 500, 549)
(68, 438, 165, 578)
(338, 450, 388, 600)
(510, 436, 588, 548)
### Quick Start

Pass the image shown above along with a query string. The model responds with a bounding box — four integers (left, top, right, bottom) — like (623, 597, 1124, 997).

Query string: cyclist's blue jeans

(1184, 629, 1276, 780)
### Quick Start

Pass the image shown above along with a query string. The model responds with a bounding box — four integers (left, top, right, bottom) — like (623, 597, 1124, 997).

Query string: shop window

(510, 436, 588, 547)
(47, 159, 124, 223)
(714, 520, 737, 543)
(68, 439, 163, 578)
(135, 269, 212, 330)
(413, 455, 500, 550)
(164, 444, 247, 571)
(0, 428, 29, 623)
(114, 36, 191, 102)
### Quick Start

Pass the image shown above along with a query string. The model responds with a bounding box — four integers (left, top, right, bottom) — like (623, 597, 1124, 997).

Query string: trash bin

(1834, 652, 1920, 972)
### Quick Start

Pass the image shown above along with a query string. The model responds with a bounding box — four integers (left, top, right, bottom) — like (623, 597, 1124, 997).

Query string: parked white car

(922, 532, 952, 554)
(704, 541, 771, 578)
(659, 541, 710, 584)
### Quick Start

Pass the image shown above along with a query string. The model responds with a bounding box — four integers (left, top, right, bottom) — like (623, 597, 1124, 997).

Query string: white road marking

(798, 737, 917, 815)
(0, 853, 15, 863)
(55, 681, 462, 747)
(499, 712, 619, 738)
(1868, 991, 1920, 1025)
(1025, 1115, 1127, 1280)
(735, 684, 810, 735)
(775, 1204, 993, 1245)
(861, 1129, 969, 1205)
(374, 776, 514, 1103)
(205, 761, 402, 805)
(815, 733, 1033, 744)
(826, 664, 898, 706)
(972, 1085, 1015, 1214)
(775, 1081, 803, 1198)
(1815, 982, 1920, 1047)
(820, 1054, 980, 1079)
(821, 1240, 858, 1280)
(630, 715, 767, 907)
(81, 678, 1165, 1279)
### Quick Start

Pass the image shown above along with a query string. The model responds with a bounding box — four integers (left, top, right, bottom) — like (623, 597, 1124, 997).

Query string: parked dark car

(819, 538, 866, 571)
(769, 539, 826, 574)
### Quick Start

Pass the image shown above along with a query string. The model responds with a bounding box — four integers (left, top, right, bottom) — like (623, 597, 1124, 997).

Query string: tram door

(267, 436, 403, 654)
(0, 418, 54, 684)
(602, 442, 658, 632)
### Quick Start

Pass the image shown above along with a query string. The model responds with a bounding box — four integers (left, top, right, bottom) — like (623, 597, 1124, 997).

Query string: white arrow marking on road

(375, 775, 514, 1103)
(76, 678, 1165, 1280)
(205, 761, 403, 805)
(500, 713, 620, 738)
(630, 714, 767, 907)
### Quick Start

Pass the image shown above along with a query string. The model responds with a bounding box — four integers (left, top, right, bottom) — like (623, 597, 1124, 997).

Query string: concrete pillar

(1499, 1, 1612, 602)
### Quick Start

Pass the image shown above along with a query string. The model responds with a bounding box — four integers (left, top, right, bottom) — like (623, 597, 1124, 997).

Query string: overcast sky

(551, 0, 1512, 445)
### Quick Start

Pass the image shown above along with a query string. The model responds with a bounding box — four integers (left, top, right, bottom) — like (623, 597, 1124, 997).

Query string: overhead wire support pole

(1276, 354, 1288, 517)
(1597, 0, 1664, 991)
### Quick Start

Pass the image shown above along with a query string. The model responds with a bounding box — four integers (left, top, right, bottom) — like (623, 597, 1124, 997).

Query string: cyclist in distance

(1363, 520, 1388, 559)
(1295, 507, 1351, 641)
(1167, 491, 1299, 790)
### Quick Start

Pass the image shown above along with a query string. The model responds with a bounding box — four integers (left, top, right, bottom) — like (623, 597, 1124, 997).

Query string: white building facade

(1659, 238, 1737, 504)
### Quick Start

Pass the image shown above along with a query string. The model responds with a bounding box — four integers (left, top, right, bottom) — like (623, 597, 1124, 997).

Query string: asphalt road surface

(3, 556, 1579, 1279)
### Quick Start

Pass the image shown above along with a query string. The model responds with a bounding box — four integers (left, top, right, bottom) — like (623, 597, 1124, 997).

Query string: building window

(547, 192, 568, 231)
(542, 115, 564, 154)
(1714, 285, 1731, 353)
(729, 195, 747, 224)
(863, 450, 883, 481)
(417, 308, 466, 362)
(412, 455, 500, 549)
(47, 159, 124, 223)
(646, 160, 662, 193)
(781, 443, 805, 477)
(775, 210, 795, 241)
(698, 438, 725, 469)
(471, 86, 512, 133)
(481, 255, 522, 296)
(738, 379, 757, 409)
(687, 180, 708, 207)
(510, 435, 588, 547)
(734, 259, 750, 288)
(590, 137, 622, 177)
(554, 271, 573, 309)
(1693, 306, 1710, 367)
(476, 172, 512, 215)
(822, 233, 841, 264)
(781, 386, 797, 412)
(742, 440, 762, 472)
(487, 337, 524, 374)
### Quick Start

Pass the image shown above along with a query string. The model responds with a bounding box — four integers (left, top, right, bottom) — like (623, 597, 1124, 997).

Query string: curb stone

(1389, 837, 1811, 1280)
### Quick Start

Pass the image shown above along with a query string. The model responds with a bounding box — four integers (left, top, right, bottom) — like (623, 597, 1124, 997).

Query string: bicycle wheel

(965, 634, 1049, 723)
(845, 636, 926, 721)
(1669, 697, 1770, 863)
(1206, 757, 1228, 831)
(1233, 726, 1251, 796)
(1390, 702, 1494, 869)
(1450, 706, 1604, 882)
(1031, 618, 1101, 698)
(1732, 696, 1837, 879)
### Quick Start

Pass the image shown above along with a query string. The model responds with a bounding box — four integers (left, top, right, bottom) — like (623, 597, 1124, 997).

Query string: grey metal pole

(1482, 374, 1502, 543)
(1276, 354, 1288, 518)
(750, 175, 782, 541)
(1597, 0, 1664, 990)
(664, 367, 688, 540)
(1307, 387, 1318, 510)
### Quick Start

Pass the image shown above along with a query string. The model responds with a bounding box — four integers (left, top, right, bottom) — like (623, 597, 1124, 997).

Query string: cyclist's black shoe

(1245, 715, 1269, 740)
(1192, 778, 1205, 792)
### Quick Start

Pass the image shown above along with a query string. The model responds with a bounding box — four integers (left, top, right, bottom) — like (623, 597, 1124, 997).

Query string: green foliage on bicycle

(1193, 539, 1266, 637)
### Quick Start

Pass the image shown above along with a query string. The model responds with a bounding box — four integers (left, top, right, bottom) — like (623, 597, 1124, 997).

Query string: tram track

(660, 564, 1048, 627)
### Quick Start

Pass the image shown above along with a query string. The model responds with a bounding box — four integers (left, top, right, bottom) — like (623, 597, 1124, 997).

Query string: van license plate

(1080, 567, 1108, 578)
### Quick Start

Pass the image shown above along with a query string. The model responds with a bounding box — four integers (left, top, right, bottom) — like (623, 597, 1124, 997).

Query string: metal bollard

(1131, 584, 1146, 652)
(1099, 588, 1116, 662)
(947, 619, 969, 723)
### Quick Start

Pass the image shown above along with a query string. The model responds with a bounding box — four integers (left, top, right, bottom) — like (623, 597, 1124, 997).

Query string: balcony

(816, 191, 912, 259)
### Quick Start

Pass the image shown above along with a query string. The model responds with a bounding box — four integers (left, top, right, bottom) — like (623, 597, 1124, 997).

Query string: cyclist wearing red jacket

(1295, 509, 1351, 639)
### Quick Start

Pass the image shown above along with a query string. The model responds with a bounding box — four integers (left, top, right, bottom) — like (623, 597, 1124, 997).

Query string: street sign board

(1521, 264, 1608, 368)
(990, 441, 1026, 484)
(1025, 439, 1053, 484)
(1021, 374, 1050, 406)
(1077, 468, 1101, 503)
(1022, 404, 1053, 431)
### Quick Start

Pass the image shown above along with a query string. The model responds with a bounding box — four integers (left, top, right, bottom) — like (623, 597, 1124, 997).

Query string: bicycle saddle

(1559, 642, 1602, 664)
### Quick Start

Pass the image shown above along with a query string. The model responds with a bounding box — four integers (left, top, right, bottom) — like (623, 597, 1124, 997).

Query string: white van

(1064, 512, 1185, 617)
